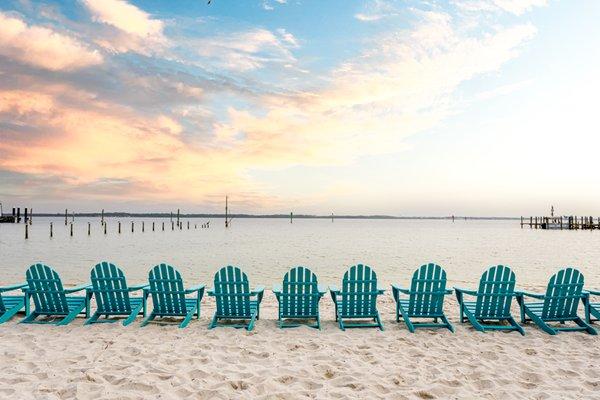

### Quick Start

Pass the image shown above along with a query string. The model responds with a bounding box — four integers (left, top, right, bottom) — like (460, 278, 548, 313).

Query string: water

(1, 217, 599, 290)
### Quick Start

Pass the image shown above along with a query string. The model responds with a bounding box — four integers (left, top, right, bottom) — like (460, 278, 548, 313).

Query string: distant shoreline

(26, 213, 519, 220)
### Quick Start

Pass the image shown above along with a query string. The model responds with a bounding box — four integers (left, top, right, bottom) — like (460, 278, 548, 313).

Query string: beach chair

(86, 261, 149, 326)
(0, 282, 28, 324)
(516, 268, 597, 335)
(455, 265, 524, 335)
(208, 266, 264, 331)
(273, 266, 326, 329)
(21, 263, 91, 325)
(141, 263, 204, 328)
(583, 289, 600, 324)
(392, 263, 454, 333)
(329, 264, 385, 330)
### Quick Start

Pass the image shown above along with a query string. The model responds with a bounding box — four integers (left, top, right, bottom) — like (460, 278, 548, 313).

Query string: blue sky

(0, 0, 599, 215)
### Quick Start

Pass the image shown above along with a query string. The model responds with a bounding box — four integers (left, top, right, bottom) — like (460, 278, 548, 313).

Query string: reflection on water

(1, 217, 599, 289)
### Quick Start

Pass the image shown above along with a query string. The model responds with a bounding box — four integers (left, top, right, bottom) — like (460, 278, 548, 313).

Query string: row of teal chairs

(1, 262, 598, 334)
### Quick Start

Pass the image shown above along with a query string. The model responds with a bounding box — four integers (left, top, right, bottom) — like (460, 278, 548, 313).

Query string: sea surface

(1, 217, 599, 290)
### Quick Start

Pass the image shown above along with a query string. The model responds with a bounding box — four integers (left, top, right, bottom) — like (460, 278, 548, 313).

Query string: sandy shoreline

(1, 294, 599, 399)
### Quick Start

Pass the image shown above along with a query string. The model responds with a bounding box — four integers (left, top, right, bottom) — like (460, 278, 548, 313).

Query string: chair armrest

(64, 284, 92, 294)
(317, 284, 327, 295)
(0, 283, 28, 293)
(329, 285, 340, 294)
(391, 284, 410, 295)
(251, 285, 265, 295)
(445, 288, 453, 295)
(377, 287, 385, 294)
(454, 287, 477, 296)
(128, 283, 149, 291)
(588, 290, 600, 296)
(516, 290, 545, 300)
(272, 284, 282, 294)
(184, 284, 205, 294)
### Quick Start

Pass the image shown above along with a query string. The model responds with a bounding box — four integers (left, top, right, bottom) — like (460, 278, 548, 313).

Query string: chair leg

(0, 303, 24, 324)
(85, 312, 101, 326)
(507, 316, 525, 336)
(208, 313, 218, 329)
(463, 308, 485, 332)
(401, 312, 415, 333)
(57, 302, 87, 326)
(574, 317, 598, 335)
(179, 307, 196, 328)
(21, 312, 39, 324)
(375, 311, 384, 331)
(440, 315, 455, 333)
(140, 312, 157, 327)
(123, 302, 144, 326)
(525, 308, 557, 335)
(316, 314, 321, 331)
(247, 310, 258, 331)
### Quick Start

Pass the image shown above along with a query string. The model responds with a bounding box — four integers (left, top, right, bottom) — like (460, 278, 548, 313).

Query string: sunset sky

(1, 0, 599, 216)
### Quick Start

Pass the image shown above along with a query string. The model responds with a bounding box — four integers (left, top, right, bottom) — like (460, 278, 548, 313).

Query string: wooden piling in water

(131, 221, 134, 233)
(290, 212, 293, 224)
(65, 209, 68, 226)
(88, 222, 91, 235)
(70, 223, 73, 237)
(104, 222, 107, 235)
(177, 209, 180, 226)
(187, 221, 189, 229)
(171, 221, 174, 231)
(118, 221, 121, 234)
(29, 208, 32, 225)
(142, 221, 145, 232)
(25, 223, 28, 239)
(152, 222, 155, 231)
(225, 196, 229, 228)
(50, 222, 53, 238)
(162, 221, 165, 231)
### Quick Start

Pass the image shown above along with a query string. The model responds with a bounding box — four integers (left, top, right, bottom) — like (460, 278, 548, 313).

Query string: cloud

(193, 28, 298, 71)
(453, 0, 548, 15)
(354, 0, 401, 22)
(80, 0, 166, 54)
(0, 12, 102, 71)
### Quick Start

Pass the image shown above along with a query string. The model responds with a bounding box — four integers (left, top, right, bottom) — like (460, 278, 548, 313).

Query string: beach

(1, 289, 598, 399)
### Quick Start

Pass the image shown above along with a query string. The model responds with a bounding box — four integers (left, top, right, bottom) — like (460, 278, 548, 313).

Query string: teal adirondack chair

(583, 289, 600, 324)
(141, 263, 204, 328)
(455, 265, 524, 335)
(329, 264, 385, 330)
(273, 266, 326, 329)
(86, 261, 149, 326)
(22, 263, 91, 325)
(516, 268, 597, 335)
(392, 263, 454, 333)
(0, 282, 28, 323)
(208, 266, 265, 331)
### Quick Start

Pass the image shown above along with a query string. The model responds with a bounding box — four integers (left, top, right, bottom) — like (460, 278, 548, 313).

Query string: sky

(1, 0, 599, 216)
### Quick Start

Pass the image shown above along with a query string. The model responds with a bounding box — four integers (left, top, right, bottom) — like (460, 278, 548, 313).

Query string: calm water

(1, 217, 599, 289)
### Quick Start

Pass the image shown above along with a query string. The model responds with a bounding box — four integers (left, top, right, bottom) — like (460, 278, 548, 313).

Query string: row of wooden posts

(520, 216, 600, 230)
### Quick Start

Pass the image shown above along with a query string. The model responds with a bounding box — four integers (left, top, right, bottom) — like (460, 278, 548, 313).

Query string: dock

(521, 216, 600, 230)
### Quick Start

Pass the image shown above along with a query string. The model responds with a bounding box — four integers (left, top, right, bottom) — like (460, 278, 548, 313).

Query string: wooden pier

(521, 215, 600, 230)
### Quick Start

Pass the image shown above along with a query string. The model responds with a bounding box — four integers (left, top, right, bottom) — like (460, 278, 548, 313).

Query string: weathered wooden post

(25, 223, 28, 239)
(331, 213, 334, 223)
(225, 196, 229, 228)
(16, 207, 20, 223)
(29, 208, 32, 225)
(179, 221, 182, 230)
(50, 222, 53, 238)
(88, 222, 91, 235)
(520, 216, 523, 228)
(101, 209, 104, 225)
(131, 221, 134, 233)
(24, 207, 28, 224)
(65, 208, 68, 225)
(104, 221, 107, 235)
(118, 221, 121, 234)
(177, 209, 180, 226)
(142, 221, 145, 232)
(290, 212, 293, 224)
(152, 222, 155, 232)
(171, 221, 174, 231)
(70, 222, 73, 237)
(195, 224, 197, 229)
(187, 221, 189, 229)
(162, 221, 165, 231)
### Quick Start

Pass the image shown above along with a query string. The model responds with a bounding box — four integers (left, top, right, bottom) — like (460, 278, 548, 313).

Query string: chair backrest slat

(213, 266, 251, 317)
(475, 265, 515, 319)
(341, 264, 378, 317)
(25, 263, 69, 314)
(281, 266, 319, 317)
(408, 263, 447, 316)
(148, 264, 187, 315)
(543, 267, 583, 319)
(91, 262, 131, 314)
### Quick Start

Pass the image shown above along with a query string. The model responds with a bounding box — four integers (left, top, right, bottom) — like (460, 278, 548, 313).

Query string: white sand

(1, 293, 599, 399)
